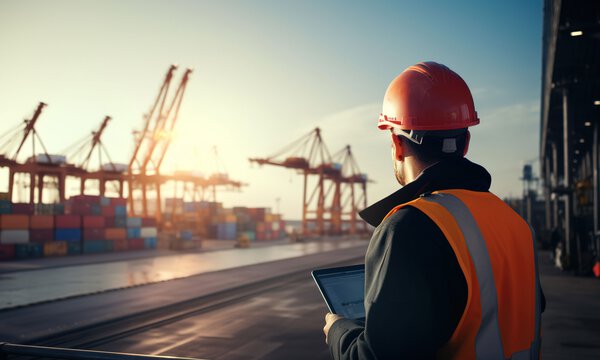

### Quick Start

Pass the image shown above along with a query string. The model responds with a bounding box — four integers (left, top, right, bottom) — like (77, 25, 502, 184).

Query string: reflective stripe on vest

(384, 191, 541, 359)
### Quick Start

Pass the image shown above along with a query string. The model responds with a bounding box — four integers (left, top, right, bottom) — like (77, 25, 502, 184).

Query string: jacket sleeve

(327, 207, 467, 360)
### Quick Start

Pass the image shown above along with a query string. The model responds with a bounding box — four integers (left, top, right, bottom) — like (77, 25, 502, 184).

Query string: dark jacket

(327, 158, 545, 360)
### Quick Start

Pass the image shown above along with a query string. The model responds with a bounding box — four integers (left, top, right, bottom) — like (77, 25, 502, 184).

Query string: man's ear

(391, 133, 404, 161)
(463, 130, 471, 156)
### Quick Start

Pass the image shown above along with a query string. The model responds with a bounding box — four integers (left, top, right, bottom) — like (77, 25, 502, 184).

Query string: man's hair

(400, 131, 468, 164)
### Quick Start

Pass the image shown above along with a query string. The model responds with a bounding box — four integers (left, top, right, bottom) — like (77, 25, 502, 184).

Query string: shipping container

(141, 217, 157, 227)
(101, 205, 116, 217)
(180, 230, 193, 241)
(100, 196, 111, 207)
(83, 240, 113, 254)
(114, 205, 127, 216)
(0, 230, 29, 244)
(110, 197, 127, 207)
(30, 215, 54, 229)
(67, 242, 81, 255)
(11, 203, 34, 215)
(126, 217, 142, 228)
(14, 243, 43, 259)
(30, 229, 54, 243)
(0, 214, 30, 229)
(140, 227, 157, 238)
(44, 241, 67, 257)
(83, 228, 104, 241)
(54, 228, 81, 242)
(0, 200, 11, 214)
(113, 238, 128, 251)
(83, 215, 105, 228)
(105, 228, 126, 240)
(128, 238, 145, 250)
(0, 244, 15, 260)
(106, 216, 127, 228)
(144, 237, 157, 249)
(127, 228, 141, 239)
(55, 215, 81, 228)
(0, 192, 9, 201)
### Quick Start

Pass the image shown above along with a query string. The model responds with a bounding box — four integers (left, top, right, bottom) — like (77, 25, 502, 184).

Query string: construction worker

(323, 62, 545, 359)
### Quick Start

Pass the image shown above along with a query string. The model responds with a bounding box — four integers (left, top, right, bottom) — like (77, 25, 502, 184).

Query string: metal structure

(249, 127, 343, 236)
(540, 0, 600, 273)
(0, 102, 75, 203)
(63, 116, 127, 198)
(128, 65, 193, 220)
(331, 145, 369, 235)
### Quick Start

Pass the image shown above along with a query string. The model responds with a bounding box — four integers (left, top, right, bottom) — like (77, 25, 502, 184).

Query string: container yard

(1, 1, 600, 360)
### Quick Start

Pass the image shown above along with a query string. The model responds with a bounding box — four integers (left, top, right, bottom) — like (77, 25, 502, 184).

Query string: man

(323, 62, 544, 359)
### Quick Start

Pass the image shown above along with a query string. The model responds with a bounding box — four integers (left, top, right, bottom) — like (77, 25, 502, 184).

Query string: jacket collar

(359, 157, 492, 227)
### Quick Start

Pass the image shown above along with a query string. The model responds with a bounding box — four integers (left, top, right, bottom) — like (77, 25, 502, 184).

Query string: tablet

(312, 264, 365, 320)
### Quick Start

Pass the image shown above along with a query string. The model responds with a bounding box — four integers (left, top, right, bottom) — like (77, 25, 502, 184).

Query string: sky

(0, 1, 542, 219)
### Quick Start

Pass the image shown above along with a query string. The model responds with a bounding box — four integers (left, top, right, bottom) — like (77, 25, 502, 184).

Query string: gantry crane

(249, 127, 340, 236)
(128, 65, 192, 219)
(62, 116, 126, 197)
(0, 102, 71, 203)
(331, 145, 369, 235)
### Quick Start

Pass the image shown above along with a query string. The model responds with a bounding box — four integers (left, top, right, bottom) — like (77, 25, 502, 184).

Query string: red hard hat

(378, 62, 479, 131)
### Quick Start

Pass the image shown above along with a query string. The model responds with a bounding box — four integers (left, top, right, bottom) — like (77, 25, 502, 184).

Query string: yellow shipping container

(44, 241, 67, 257)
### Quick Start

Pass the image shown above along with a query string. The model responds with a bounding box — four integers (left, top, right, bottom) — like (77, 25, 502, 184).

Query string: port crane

(62, 116, 127, 197)
(249, 127, 340, 236)
(128, 65, 192, 220)
(330, 145, 369, 235)
(0, 102, 71, 203)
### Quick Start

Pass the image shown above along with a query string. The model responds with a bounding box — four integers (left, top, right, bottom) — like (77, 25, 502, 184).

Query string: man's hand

(323, 312, 344, 344)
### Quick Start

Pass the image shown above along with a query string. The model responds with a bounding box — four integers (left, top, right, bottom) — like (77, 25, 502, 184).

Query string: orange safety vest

(384, 189, 542, 360)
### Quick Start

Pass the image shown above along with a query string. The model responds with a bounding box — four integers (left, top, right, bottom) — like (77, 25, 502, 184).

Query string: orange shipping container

(30, 215, 54, 229)
(0, 214, 30, 229)
(44, 241, 68, 257)
(105, 228, 126, 240)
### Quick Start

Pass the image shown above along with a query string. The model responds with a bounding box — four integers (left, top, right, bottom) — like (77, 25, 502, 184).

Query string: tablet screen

(312, 264, 365, 320)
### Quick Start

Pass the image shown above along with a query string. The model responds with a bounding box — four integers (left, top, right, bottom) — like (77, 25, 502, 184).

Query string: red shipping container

(105, 216, 115, 227)
(0, 244, 15, 260)
(128, 238, 144, 250)
(30, 229, 54, 243)
(30, 215, 54, 229)
(65, 202, 92, 215)
(55, 215, 81, 228)
(71, 195, 101, 205)
(83, 216, 105, 228)
(110, 197, 127, 206)
(83, 228, 104, 241)
(0, 214, 30, 229)
(11, 203, 34, 215)
(101, 206, 116, 217)
(141, 217, 157, 227)
(113, 238, 128, 251)
(105, 228, 126, 240)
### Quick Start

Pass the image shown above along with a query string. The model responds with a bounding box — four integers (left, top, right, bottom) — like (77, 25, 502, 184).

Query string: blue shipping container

(55, 228, 82, 242)
(144, 237, 157, 249)
(217, 223, 237, 240)
(83, 240, 114, 254)
(100, 196, 111, 207)
(114, 216, 127, 228)
(15, 243, 44, 259)
(126, 217, 142, 228)
(67, 242, 81, 255)
(115, 205, 127, 216)
(0, 200, 11, 214)
(127, 228, 141, 239)
(180, 230, 193, 241)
